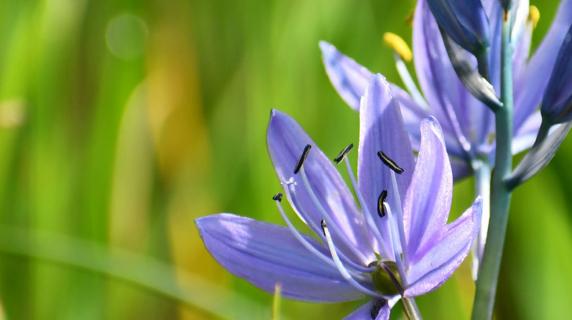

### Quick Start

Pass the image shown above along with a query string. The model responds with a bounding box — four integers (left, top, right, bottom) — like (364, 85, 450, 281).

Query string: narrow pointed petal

(426, 0, 490, 54)
(267, 110, 372, 263)
(196, 214, 364, 302)
(512, 111, 541, 155)
(403, 118, 453, 257)
(413, 0, 491, 154)
(509, 122, 572, 187)
(358, 75, 415, 259)
(405, 198, 482, 297)
(515, 0, 572, 128)
(513, 7, 533, 98)
(344, 301, 390, 320)
(320, 41, 371, 111)
(541, 26, 572, 124)
(320, 41, 430, 146)
(358, 75, 415, 198)
(440, 32, 501, 108)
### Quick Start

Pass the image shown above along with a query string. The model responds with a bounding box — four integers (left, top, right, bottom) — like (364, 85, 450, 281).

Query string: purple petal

(404, 198, 482, 297)
(319, 41, 429, 149)
(196, 214, 364, 302)
(358, 75, 415, 201)
(344, 301, 391, 320)
(414, 0, 492, 153)
(515, 0, 572, 128)
(358, 75, 416, 259)
(320, 41, 371, 111)
(267, 110, 373, 263)
(403, 118, 453, 258)
(426, 0, 490, 54)
(451, 157, 473, 181)
(513, 111, 541, 155)
(541, 25, 572, 124)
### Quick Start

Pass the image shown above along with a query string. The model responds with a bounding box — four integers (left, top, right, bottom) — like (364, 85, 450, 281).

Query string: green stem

(472, 11, 514, 320)
(403, 297, 422, 320)
(471, 158, 491, 280)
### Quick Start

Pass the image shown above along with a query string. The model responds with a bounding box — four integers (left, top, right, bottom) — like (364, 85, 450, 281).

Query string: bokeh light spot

(105, 13, 148, 60)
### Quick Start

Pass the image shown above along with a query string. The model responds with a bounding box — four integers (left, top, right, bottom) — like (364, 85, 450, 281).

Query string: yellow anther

(383, 32, 413, 62)
(528, 5, 540, 28)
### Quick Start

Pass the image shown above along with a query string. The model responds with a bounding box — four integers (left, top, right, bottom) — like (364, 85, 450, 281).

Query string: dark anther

(320, 219, 327, 236)
(377, 151, 404, 174)
(294, 144, 312, 174)
(334, 143, 354, 164)
(370, 299, 388, 319)
(377, 190, 388, 217)
(272, 193, 283, 202)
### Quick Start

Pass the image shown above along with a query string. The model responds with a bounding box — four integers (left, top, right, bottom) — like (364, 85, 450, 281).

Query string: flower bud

(426, 0, 490, 55)
(541, 25, 572, 124)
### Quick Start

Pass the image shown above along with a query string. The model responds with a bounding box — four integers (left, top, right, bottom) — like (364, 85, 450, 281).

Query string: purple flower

(321, 0, 572, 181)
(541, 25, 572, 125)
(426, 0, 490, 55)
(196, 76, 481, 319)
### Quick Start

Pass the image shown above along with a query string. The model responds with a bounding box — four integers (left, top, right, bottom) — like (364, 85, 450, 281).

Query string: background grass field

(0, 0, 569, 319)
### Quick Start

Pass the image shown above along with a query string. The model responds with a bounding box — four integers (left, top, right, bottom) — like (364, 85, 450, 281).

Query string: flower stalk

(402, 297, 422, 320)
(472, 9, 514, 320)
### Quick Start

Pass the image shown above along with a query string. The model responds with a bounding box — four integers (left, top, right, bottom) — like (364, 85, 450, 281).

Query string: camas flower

(321, 0, 572, 273)
(196, 76, 481, 319)
(321, 0, 572, 181)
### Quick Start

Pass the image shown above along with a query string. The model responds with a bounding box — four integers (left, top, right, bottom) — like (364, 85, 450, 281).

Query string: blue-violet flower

(196, 76, 481, 319)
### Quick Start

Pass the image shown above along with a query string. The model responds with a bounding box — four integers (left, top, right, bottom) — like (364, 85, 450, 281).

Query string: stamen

(334, 143, 353, 164)
(393, 55, 429, 109)
(382, 34, 428, 108)
(321, 220, 394, 299)
(382, 202, 407, 284)
(272, 192, 283, 202)
(342, 157, 393, 259)
(388, 171, 407, 268)
(383, 32, 412, 62)
(528, 5, 540, 29)
(294, 144, 312, 174)
(298, 168, 372, 270)
(274, 197, 368, 276)
(377, 190, 388, 217)
(377, 151, 404, 174)
(275, 186, 375, 279)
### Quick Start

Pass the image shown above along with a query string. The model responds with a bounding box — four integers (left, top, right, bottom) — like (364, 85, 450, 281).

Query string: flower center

(369, 260, 403, 296)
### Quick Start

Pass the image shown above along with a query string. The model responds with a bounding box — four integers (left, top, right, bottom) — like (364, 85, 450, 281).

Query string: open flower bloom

(321, 0, 572, 180)
(196, 76, 481, 319)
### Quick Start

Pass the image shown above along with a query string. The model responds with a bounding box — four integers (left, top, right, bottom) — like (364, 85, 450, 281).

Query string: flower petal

(509, 122, 572, 187)
(320, 41, 429, 147)
(196, 214, 364, 302)
(358, 75, 415, 201)
(413, 0, 491, 154)
(541, 25, 572, 124)
(515, 0, 572, 128)
(344, 301, 390, 320)
(426, 0, 490, 54)
(403, 118, 453, 258)
(358, 75, 416, 259)
(267, 110, 372, 263)
(404, 198, 481, 297)
(320, 41, 371, 111)
(513, 111, 541, 155)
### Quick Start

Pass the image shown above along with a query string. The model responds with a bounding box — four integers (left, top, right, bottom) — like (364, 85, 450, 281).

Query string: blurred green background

(0, 0, 570, 319)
